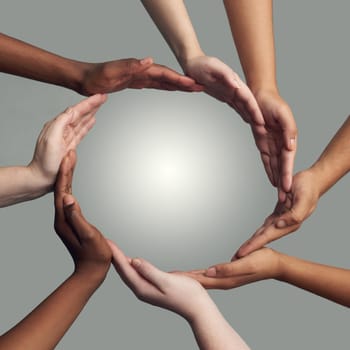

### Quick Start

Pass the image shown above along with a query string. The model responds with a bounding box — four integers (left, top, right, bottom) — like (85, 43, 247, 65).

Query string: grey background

(0, 1, 349, 348)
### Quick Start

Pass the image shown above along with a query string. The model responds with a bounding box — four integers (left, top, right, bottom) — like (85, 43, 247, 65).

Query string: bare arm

(224, 0, 297, 198)
(234, 116, 350, 258)
(0, 151, 112, 349)
(0, 32, 201, 95)
(109, 241, 250, 350)
(182, 248, 350, 308)
(0, 94, 106, 207)
(310, 116, 350, 196)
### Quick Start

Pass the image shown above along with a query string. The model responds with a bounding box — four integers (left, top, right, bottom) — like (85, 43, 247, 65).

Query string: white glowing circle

(144, 151, 194, 195)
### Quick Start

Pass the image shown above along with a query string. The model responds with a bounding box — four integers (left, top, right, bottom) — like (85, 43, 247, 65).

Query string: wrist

(250, 84, 279, 98)
(178, 47, 205, 72)
(305, 165, 326, 198)
(73, 265, 110, 288)
(27, 162, 54, 193)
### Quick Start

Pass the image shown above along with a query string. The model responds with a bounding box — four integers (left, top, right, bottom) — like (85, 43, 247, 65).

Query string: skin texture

(141, 0, 271, 148)
(0, 94, 106, 208)
(223, 0, 297, 199)
(0, 33, 202, 96)
(141, 0, 297, 198)
(108, 241, 250, 350)
(0, 151, 112, 350)
(235, 116, 350, 258)
(180, 248, 350, 308)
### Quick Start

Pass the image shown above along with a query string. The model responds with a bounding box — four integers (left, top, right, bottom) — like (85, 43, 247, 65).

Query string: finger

(131, 258, 168, 290)
(280, 144, 297, 193)
(69, 94, 107, 124)
(69, 116, 96, 149)
(54, 150, 76, 202)
(206, 259, 253, 278)
(63, 195, 100, 244)
(107, 241, 160, 296)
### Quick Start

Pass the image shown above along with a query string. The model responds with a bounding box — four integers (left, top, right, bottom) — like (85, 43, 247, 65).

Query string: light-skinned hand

(79, 57, 203, 95)
(54, 150, 112, 282)
(108, 240, 211, 321)
(253, 89, 297, 200)
(234, 169, 320, 259)
(28, 94, 106, 190)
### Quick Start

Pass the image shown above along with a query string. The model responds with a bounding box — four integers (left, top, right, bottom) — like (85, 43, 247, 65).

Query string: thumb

(274, 195, 309, 229)
(131, 258, 168, 288)
(63, 195, 95, 242)
(125, 57, 153, 75)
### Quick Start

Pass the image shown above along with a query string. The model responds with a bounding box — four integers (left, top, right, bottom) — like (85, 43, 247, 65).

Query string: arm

(0, 150, 112, 349)
(141, 0, 265, 128)
(108, 241, 250, 350)
(234, 116, 350, 258)
(182, 248, 350, 308)
(0, 94, 106, 207)
(224, 0, 297, 197)
(0, 32, 201, 95)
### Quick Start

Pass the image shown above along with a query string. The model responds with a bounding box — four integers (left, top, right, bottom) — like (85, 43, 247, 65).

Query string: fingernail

(276, 220, 286, 228)
(63, 195, 74, 207)
(290, 137, 296, 147)
(132, 258, 142, 267)
(206, 267, 216, 277)
(140, 57, 152, 65)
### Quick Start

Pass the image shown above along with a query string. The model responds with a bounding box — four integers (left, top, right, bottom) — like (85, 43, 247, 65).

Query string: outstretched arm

(141, 0, 265, 128)
(0, 94, 106, 207)
(0, 32, 201, 95)
(182, 248, 350, 308)
(108, 241, 250, 350)
(234, 116, 350, 258)
(224, 0, 297, 198)
(0, 151, 112, 349)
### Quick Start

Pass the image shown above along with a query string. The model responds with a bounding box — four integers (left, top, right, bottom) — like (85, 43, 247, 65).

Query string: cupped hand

(108, 240, 210, 321)
(178, 248, 280, 290)
(28, 94, 106, 189)
(252, 89, 297, 199)
(183, 55, 265, 126)
(54, 150, 112, 282)
(80, 57, 203, 95)
(234, 169, 320, 259)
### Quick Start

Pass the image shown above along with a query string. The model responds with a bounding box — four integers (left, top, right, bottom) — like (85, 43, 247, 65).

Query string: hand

(79, 57, 203, 95)
(234, 169, 320, 258)
(108, 240, 210, 321)
(252, 89, 298, 200)
(182, 55, 265, 126)
(28, 94, 106, 190)
(179, 248, 281, 290)
(54, 150, 112, 282)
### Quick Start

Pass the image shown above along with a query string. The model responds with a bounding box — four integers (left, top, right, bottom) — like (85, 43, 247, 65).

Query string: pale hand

(28, 94, 106, 190)
(108, 240, 211, 321)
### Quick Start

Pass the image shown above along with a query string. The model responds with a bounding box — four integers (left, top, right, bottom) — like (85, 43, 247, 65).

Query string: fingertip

(140, 57, 153, 66)
(205, 267, 216, 277)
(63, 194, 75, 207)
(275, 219, 287, 229)
(131, 258, 142, 268)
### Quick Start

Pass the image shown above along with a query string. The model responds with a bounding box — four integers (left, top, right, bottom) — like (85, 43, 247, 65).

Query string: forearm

(0, 273, 101, 350)
(0, 166, 51, 207)
(141, 0, 203, 68)
(0, 33, 88, 93)
(189, 299, 250, 350)
(223, 0, 277, 92)
(277, 252, 350, 307)
(309, 116, 350, 196)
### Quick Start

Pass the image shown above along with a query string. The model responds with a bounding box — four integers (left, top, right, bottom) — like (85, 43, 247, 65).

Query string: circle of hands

(30, 54, 313, 312)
